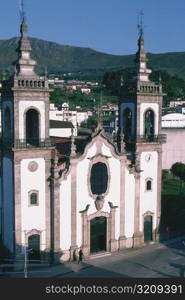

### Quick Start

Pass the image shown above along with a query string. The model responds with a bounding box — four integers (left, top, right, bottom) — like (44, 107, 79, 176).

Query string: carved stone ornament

(95, 194, 105, 211)
(28, 161, 38, 172)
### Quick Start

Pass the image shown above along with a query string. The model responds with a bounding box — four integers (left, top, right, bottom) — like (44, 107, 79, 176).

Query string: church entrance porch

(90, 217, 107, 254)
(80, 204, 118, 257)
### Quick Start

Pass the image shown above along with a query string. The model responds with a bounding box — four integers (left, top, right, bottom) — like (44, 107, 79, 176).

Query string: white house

(162, 113, 185, 169)
(49, 120, 75, 137)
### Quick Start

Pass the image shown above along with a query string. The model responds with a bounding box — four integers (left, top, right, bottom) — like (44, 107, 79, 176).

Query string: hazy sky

(0, 0, 185, 55)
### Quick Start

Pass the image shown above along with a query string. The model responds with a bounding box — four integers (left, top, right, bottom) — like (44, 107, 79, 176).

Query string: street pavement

(2, 235, 185, 278)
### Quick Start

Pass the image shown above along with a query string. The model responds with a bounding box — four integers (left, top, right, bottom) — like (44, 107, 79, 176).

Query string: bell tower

(1, 13, 54, 260)
(134, 31, 163, 142)
(119, 19, 166, 244)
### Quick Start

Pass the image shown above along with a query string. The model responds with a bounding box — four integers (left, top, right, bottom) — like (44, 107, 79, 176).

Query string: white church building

(0, 18, 165, 263)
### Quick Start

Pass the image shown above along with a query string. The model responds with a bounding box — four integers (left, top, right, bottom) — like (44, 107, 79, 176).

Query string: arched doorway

(144, 215, 153, 243)
(28, 234, 41, 261)
(144, 109, 154, 140)
(26, 109, 39, 146)
(123, 108, 132, 140)
(90, 217, 107, 253)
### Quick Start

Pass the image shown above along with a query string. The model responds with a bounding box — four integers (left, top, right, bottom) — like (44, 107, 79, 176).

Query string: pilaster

(14, 156, 22, 256)
(156, 147, 163, 240)
(109, 205, 118, 252)
(70, 161, 78, 259)
(80, 205, 90, 257)
(119, 159, 126, 249)
(53, 181, 61, 253)
(133, 171, 143, 246)
(45, 158, 51, 253)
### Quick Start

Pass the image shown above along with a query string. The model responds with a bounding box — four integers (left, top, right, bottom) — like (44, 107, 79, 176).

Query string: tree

(171, 162, 185, 195)
(162, 169, 170, 183)
(171, 162, 185, 181)
(49, 87, 64, 105)
(103, 67, 136, 98)
(103, 68, 185, 106)
(81, 115, 98, 129)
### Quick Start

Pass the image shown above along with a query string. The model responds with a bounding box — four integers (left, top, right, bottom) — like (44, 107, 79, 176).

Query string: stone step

(89, 252, 111, 260)
(0, 263, 50, 268)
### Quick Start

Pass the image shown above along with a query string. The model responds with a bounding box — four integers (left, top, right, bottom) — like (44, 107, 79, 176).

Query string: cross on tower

(19, 0, 26, 23)
(137, 10, 144, 37)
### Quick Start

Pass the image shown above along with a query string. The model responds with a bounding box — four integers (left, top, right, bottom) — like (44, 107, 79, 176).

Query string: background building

(162, 113, 185, 169)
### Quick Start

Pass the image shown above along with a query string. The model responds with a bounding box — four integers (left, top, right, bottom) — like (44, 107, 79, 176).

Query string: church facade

(0, 19, 165, 262)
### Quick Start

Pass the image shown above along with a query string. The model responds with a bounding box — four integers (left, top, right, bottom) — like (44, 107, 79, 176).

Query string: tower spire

(71, 128, 77, 157)
(136, 11, 146, 62)
(135, 11, 151, 82)
(16, 0, 37, 77)
(19, 0, 28, 37)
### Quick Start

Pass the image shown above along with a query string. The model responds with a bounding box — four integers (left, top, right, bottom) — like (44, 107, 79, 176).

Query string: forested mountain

(1, 37, 185, 79)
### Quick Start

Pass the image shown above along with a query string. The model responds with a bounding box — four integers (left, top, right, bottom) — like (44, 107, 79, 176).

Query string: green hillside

(1, 37, 185, 79)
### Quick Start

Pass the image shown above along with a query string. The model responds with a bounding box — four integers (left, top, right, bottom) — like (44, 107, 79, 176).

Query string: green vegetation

(162, 178, 185, 196)
(161, 168, 185, 232)
(161, 194, 185, 232)
(150, 70, 185, 104)
(0, 37, 133, 78)
(170, 162, 185, 181)
(81, 115, 98, 128)
(49, 87, 118, 110)
(103, 68, 185, 105)
(0, 69, 11, 81)
(103, 67, 136, 98)
(162, 169, 170, 183)
(1, 37, 185, 80)
(50, 88, 96, 110)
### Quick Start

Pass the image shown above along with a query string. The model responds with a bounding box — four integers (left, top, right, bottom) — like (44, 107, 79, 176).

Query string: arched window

(123, 108, 132, 139)
(144, 109, 155, 140)
(90, 162, 108, 195)
(26, 109, 39, 146)
(29, 190, 39, 205)
(146, 178, 152, 191)
(4, 107, 11, 139)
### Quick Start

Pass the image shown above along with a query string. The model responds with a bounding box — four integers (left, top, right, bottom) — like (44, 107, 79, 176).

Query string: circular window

(28, 161, 38, 172)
